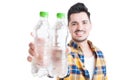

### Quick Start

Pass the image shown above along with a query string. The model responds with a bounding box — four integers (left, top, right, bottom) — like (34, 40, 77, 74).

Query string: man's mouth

(75, 30, 85, 36)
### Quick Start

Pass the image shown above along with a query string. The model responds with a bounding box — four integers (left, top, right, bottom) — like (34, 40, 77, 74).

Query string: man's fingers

(28, 47, 35, 56)
(29, 42, 35, 50)
(30, 32, 34, 37)
(27, 56, 32, 62)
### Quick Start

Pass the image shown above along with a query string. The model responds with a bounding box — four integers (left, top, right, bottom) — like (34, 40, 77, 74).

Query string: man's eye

(72, 23, 76, 25)
(83, 21, 87, 24)
(71, 23, 77, 26)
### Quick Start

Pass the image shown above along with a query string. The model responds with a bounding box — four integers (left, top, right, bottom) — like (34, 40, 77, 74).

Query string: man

(28, 2, 108, 80)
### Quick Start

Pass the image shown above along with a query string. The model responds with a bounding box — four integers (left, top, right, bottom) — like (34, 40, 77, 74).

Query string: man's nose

(77, 24, 84, 30)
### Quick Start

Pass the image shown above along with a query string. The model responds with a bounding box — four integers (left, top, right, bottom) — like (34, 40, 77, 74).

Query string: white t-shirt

(84, 56, 95, 80)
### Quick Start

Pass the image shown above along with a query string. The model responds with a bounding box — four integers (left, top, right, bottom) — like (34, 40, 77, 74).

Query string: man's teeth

(76, 32, 84, 35)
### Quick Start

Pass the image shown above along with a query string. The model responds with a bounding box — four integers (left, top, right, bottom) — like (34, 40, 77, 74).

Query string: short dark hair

(67, 2, 90, 23)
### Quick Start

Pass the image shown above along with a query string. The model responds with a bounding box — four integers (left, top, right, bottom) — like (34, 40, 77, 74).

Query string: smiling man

(59, 2, 108, 80)
(28, 2, 108, 80)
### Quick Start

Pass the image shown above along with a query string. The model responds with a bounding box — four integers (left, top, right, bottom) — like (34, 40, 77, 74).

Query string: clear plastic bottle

(49, 13, 68, 78)
(31, 11, 51, 77)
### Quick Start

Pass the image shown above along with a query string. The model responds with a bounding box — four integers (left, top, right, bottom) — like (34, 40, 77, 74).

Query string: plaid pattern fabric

(57, 40, 108, 80)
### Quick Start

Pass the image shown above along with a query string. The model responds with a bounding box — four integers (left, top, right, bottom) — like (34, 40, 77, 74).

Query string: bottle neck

(57, 18, 65, 22)
(40, 17, 48, 21)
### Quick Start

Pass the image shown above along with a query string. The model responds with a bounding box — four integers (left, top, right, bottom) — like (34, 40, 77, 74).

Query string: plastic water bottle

(49, 13, 68, 78)
(31, 11, 51, 77)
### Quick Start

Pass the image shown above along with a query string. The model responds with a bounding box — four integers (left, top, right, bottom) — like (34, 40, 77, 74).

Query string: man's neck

(73, 40, 89, 50)
(73, 40, 93, 57)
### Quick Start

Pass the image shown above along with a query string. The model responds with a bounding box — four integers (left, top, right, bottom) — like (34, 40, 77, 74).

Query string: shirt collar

(68, 40, 97, 53)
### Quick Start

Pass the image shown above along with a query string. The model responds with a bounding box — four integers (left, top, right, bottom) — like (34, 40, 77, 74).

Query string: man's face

(68, 12, 92, 42)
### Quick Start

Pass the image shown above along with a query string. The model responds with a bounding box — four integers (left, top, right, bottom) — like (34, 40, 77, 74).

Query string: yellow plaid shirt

(57, 40, 108, 80)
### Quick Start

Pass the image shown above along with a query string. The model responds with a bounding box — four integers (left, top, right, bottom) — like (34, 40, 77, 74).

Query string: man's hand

(27, 42, 35, 62)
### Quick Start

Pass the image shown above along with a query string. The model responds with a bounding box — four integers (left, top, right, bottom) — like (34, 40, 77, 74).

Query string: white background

(0, 0, 120, 80)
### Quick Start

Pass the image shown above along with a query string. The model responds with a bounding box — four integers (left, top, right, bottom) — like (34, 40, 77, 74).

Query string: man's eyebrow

(71, 21, 78, 24)
(82, 19, 89, 21)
